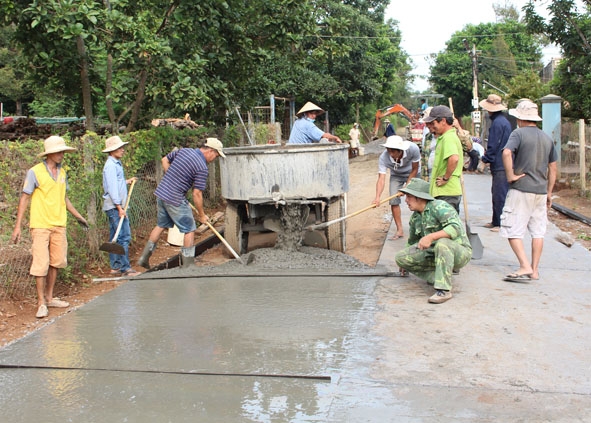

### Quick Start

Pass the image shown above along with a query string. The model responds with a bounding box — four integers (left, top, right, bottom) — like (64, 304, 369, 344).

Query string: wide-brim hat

(204, 137, 226, 158)
(509, 100, 542, 122)
(382, 135, 409, 151)
(37, 136, 76, 157)
(422, 105, 453, 123)
(399, 178, 434, 201)
(479, 94, 507, 112)
(102, 135, 129, 153)
(296, 102, 324, 116)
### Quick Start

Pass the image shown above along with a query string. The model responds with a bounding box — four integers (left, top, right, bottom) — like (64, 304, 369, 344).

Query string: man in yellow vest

(11, 136, 88, 319)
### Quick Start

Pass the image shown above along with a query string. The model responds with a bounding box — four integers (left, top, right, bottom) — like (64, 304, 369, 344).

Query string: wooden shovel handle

(110, 179, 136, 243)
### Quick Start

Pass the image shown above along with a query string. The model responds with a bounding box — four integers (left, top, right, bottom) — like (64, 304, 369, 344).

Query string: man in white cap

(288, 102, 342, 144)
(102, 135, 140, 277)
(480, 94, 512, 231)
(501, 100, 557, 283)
(11, 136, 88, 318)
(137, 138, 225, 269)
(372, 135, 420, 240)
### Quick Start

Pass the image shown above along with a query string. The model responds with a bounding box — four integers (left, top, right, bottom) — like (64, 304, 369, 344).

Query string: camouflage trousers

(395, 238, 472, 291)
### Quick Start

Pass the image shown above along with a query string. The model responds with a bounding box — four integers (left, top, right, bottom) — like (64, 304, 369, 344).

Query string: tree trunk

(77, 35, 95, 132)
(124, 61, 150, 134)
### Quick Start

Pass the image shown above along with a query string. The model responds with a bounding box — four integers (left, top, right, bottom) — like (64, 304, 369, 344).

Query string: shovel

(188, 203, 246, 265)
(306, 192, 403, 231)
(100, 179, 136, 255)
(460, 174, 484, 259)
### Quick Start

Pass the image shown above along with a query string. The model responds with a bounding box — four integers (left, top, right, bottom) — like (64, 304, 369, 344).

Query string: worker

(348, 123, 360, 157)
(466, 137, 484, 173)
(372, 135, 420, 240)
(480, 94, 512, 231)
(101, 135, 140, 277)
(422, 105, 463, 213)
(11, 136, 89, 318)
(420, 98, 428, 112)
(288, 102, 342, 144)
(501, 100, 557, 283)
(384, 119, 396, 138)
(395, 178, 472, 304)
(137, 138, 225, 269)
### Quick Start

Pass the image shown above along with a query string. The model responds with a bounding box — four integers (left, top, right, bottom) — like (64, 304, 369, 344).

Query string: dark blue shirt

(155, 148, 208, 206)
(481, 112, 512, 172)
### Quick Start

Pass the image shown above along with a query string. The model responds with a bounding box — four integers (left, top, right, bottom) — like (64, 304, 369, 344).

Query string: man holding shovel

(137, 138, 225, 269)
(395, 178, 472, 304)
(102, 136, 140, 277)
(11, 136, 89, 318)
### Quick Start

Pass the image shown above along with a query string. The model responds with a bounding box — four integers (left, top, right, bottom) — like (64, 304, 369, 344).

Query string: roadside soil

(1, 151, 590, 348)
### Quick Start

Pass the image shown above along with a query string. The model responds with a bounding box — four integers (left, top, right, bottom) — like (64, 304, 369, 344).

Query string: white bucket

(358, 146, 365, 156)
(167, 225, 184, 246)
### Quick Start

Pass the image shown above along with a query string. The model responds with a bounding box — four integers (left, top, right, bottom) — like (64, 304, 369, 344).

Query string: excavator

(372, 104, 421, 141)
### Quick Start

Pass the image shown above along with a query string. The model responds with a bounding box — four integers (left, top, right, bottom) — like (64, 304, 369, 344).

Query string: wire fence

(560, 120, 591, 190)
(0, 135, 222, 301)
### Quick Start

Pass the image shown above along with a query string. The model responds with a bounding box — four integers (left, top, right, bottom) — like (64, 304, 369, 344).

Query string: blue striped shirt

(155, 148, 208, 206)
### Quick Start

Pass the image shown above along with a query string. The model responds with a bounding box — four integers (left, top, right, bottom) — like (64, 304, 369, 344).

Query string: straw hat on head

(479, 94, 507, 112)
(102, 135, 129, 153)
(296, 102, 324, 116)
(37, 136, 76, 157)
(384, 119, 390, 123)
(382, 135, 409, 151)
(509, 100, 542, 122)
(399, 178, 434, 201)
(204, 137, 226, 157)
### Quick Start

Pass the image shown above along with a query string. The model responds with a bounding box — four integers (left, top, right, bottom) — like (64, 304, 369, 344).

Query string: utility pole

(464, 39, 481, 136)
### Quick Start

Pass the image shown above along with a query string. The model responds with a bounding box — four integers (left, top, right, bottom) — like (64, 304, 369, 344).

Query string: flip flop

(503, 273, 532, 283)
(390, 234, 404, 240)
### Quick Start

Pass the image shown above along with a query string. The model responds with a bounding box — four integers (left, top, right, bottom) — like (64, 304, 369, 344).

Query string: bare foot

(390, 233, 404, 240)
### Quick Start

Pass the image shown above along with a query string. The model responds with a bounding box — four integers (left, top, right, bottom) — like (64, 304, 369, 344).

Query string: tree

(523, 0, 591, 119)
(0, 25, 31, 115)
(429, 20, 543, 117)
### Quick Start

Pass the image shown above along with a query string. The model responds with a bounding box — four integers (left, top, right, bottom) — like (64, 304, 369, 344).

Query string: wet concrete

(1, 173, 590, 422)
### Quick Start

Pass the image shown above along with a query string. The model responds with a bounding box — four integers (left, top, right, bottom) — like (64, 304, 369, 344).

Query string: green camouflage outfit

(395, 199, 472, 291)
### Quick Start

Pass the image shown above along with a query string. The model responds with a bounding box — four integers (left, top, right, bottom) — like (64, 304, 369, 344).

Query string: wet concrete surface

(1, 173, 590, 422)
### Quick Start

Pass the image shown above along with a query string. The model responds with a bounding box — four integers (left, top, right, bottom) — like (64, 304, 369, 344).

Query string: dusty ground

(1, 150, 590, 348)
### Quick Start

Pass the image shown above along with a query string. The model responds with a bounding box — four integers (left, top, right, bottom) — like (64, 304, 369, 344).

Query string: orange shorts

(30, 227, 68, 277)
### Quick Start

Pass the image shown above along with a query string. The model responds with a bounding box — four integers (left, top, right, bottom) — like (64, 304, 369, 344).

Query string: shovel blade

(99, 242, 125, 255)
(466, 223, 484, 259)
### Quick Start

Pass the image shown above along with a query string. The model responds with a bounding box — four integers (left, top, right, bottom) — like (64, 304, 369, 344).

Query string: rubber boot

(180, 246, 195, 268)
(137, 240, 156, 269)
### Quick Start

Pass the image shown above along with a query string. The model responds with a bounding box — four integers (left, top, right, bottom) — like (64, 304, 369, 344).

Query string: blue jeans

(106, 208, 132, 273)
(491, 169, 509, 227)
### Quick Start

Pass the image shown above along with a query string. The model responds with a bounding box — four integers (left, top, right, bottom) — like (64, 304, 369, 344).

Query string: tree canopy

(0, 0, 411, 131)
(523, 0, 591, 120)
(429, 19, 543, 117)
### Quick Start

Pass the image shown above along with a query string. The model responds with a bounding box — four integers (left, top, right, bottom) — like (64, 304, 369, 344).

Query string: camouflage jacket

(407, 199, 472, 250)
